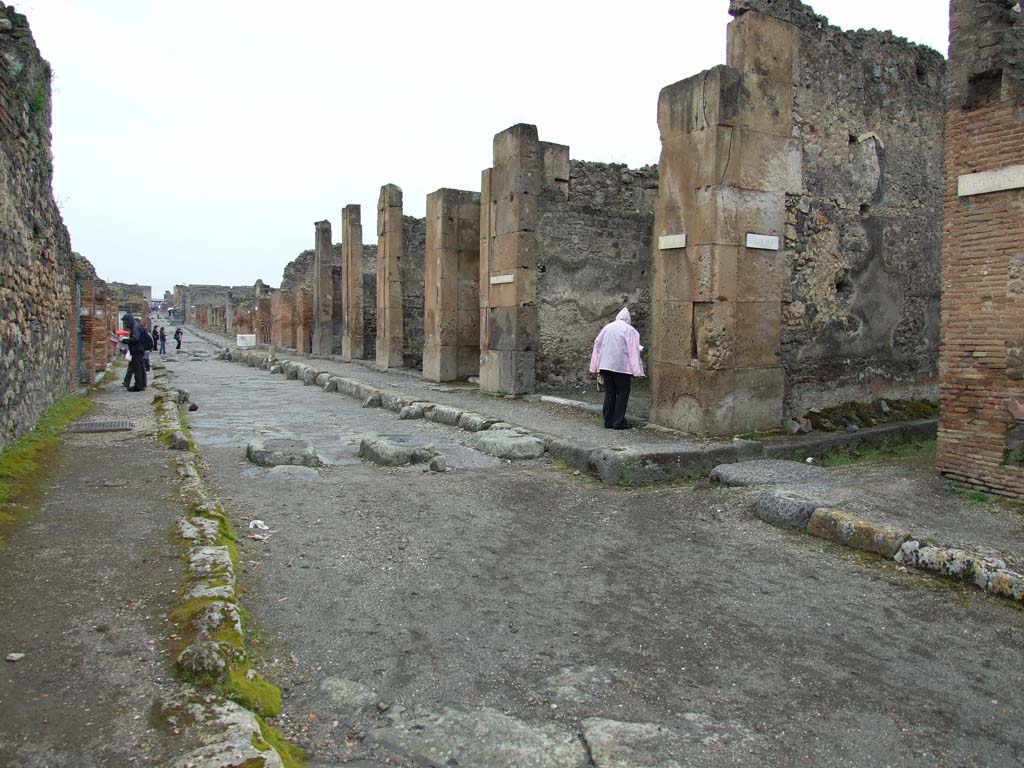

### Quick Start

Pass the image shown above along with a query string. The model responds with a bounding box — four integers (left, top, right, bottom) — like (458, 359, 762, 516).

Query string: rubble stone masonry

(536, 160, 657, 387)
(938, 0, 1024, 498)
(0, 5, 76, 446)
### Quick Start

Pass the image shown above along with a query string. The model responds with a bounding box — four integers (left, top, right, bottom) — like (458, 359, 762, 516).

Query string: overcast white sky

(23, 0, 949, 298)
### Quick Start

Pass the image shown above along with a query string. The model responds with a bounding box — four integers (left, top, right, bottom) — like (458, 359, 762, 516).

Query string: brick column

(937, 0, 1024, 498)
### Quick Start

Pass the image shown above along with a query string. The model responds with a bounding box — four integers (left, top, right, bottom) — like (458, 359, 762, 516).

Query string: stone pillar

(479, 124, 563, 394)
(341, 204, 364, 361)
(423, 189, 481, 381)
(256, 297, 272, 345)
(271, 290, 295, 349)
(937, 0, 1024, 499)
(376, 184, 404, 369)
(312, 219, 334, 355)
(296, 289, 313, 354)
(651, 11, 799, 435)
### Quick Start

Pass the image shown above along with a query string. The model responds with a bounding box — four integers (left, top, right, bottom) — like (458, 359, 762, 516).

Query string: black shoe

(128, 386, 145, 392)
(613, 422, 632, 430)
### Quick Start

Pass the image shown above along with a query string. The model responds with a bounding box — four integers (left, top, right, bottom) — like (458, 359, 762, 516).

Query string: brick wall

(937, 0, 1024, 498)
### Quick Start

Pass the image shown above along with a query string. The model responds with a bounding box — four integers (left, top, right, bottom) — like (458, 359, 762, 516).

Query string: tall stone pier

(479, 124, 567, 394)
(312, 219, 334, 355)
(651, 11, 800, 434)
(423, 188, 481, 381)
(938, 0, 1024, 499)
(341, 204, 364, 361)
(376, 184, 404, 369)
(271, 290, 295, 349)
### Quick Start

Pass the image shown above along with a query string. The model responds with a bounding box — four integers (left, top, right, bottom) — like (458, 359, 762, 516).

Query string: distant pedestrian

(174, 327, 183, 352)
(588, 307, 645, 430)
(159, 327, 167, 355)
(121, 312, 147, 391)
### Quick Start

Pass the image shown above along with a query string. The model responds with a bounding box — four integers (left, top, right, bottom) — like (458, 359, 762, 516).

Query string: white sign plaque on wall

(745, 233, 780, 251)
(957, 165, 1024, 197)
(658, 234, 687, 250)
(489, 273, 514, 285)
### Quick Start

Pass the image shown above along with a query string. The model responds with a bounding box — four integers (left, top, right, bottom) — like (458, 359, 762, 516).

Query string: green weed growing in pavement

(0, 395, 93, 544)
(815, 439, 936, 468)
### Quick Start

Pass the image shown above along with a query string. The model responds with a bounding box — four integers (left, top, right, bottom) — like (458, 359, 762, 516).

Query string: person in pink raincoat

(589, 307, 645, 429)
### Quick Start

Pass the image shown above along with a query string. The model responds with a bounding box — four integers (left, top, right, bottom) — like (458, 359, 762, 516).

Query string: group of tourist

(119, 314, 184, 392)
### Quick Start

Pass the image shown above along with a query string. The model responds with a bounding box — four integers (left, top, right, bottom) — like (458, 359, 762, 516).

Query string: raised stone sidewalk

(188, 326, 935, 487)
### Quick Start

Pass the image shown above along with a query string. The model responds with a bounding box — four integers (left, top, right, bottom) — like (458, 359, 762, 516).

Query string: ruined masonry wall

(0, 6, 75, 446)
(782, 6, 946, 414)
(536, 160, 657, 387)
(401, 216, 426, 370)
(363, 245, 377, 361)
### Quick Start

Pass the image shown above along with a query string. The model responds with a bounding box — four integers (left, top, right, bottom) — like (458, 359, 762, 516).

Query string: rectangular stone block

(726, 12, 797, 85)
(737, 243, 784, 302)
(733, 301, 781, 368)
(737, 71, 794, 135)
(651, 299, 694, 368)
(479, 349, 535, 394)
(485, 305, 537, 352)
(736, 130, 802, 194)
(493, 124, 540, 166)
(494, 191, 538, 237)
(658, 65, 742, 140)
(652, 363, 737, 435)
(732, 366, 784, 433)
(493, 231, 537, 272)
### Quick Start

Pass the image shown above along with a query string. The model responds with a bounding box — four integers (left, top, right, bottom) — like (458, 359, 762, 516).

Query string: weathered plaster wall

(536, 160, 657, 387)
(773, 0, 947, 414)
(0, 5, 75, 446)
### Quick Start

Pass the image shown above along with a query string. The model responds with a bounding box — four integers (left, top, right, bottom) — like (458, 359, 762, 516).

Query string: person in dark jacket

(174, 327, 183, 352)
(121, 312, 147, 391)
(159, 327, 167, 355)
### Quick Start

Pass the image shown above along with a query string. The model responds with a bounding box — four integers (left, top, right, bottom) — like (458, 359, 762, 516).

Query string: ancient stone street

(158, 332, 1024, 767)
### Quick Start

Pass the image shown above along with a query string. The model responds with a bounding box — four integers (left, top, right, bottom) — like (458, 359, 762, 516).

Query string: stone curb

(760, 497, 1024, 605)
(548, 419, 937, 486)
(195, 330, 938, 486)
(148, 382, 289, 767)
(216, 346, 551, 463)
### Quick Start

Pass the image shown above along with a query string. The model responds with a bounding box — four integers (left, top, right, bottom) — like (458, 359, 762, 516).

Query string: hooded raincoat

(588, 307, 645, 378)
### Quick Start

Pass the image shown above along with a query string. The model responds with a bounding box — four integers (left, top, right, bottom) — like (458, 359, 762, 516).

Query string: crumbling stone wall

(938, 0, 1024, 499)
(401, 215, 426, 370)
(768, 0, 947, 414)
(536, 160, 656, 387)
(363, 244, 377, 360)
(0, 5, 76, 446)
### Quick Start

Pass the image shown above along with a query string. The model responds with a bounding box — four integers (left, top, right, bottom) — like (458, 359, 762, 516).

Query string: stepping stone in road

(710, 459, 828, 487)
(245, 438, 322, 468)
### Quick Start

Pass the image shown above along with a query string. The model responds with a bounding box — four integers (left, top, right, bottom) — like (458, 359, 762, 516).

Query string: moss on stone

(218, 666, 282, 718)
(255, 718, 307, 768)
(806, 398, 938, 432)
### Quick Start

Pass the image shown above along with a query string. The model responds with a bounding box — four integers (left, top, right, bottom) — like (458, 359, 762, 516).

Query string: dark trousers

(125, 351, 147, 390)
(600, 370, 632, 429)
